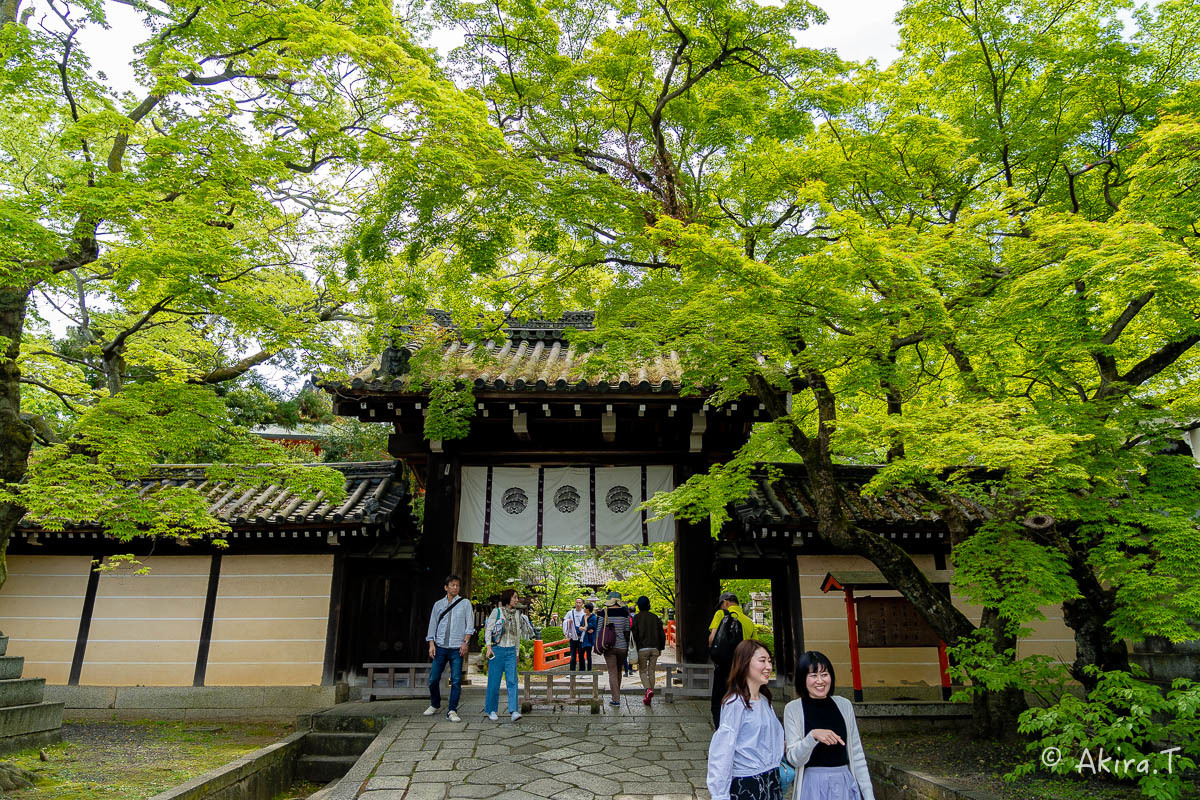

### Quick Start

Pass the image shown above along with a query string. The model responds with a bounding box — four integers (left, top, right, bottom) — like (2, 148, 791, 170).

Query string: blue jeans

(484, 645, 518, 714)
(428, 645, 463, 711)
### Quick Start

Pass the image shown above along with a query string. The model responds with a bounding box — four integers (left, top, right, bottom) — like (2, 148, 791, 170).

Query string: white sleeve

(462, 600, 475, 637)
(706, 700, 744, 800)
(783, 700, 818, 768)
(841, 699, 876, 800)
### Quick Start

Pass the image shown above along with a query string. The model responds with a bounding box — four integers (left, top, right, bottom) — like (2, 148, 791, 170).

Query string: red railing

(532, 637, 571, 670)
(666, 620, 676, 646)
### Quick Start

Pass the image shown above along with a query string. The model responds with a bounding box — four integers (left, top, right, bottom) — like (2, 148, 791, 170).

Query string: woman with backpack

(595, 591, 633, 706)
(483, 589, 535, 722)
(706, 639, 784, 800)
(782, 650, 875, 800)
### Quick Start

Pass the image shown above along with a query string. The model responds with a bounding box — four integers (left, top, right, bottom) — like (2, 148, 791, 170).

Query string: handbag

(778, 757, 796, 795)
(488, 608, 505, 646)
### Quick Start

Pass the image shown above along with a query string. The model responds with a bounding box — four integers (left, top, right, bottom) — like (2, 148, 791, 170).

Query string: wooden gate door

(337, 558, 416, 683)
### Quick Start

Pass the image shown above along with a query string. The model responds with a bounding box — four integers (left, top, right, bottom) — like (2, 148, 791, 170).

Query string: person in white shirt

(562, 598, 588, 671)
(423, 574, 474, 723)
(707, 640, 785, 800)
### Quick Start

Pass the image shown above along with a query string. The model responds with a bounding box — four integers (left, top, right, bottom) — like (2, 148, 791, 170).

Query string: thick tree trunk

(1063, 564, 1129, 690)
(0, 286, 33, 593)
(971, 607, 1027, 738)
(807, 459, 979, 645)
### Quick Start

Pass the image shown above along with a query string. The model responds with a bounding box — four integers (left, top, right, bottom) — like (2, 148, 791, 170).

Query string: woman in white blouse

(706, 640, 785, 800)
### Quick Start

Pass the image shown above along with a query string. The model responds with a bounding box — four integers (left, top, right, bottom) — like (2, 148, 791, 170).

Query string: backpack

(709, 609, 744, 665)
(593, 608, 617, 656)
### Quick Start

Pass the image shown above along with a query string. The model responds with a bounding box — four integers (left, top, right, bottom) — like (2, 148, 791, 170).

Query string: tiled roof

(574, 559, 618, 586)
(729, 464, 993, 535)
(332, 312, 687, 394)
(18, 461, 408, 532)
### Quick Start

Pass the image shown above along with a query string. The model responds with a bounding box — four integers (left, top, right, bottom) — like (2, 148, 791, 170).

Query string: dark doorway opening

(335, 557, 420, 684)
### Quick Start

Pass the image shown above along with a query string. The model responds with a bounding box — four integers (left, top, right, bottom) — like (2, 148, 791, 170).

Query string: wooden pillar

(454, 541, 474, 599)
(937, 641, 952, 700)
(411, 454, 457, 660)
(783, 553, 804, 687)
(843, 587, 864, 702)
(675, 513, 719, 664)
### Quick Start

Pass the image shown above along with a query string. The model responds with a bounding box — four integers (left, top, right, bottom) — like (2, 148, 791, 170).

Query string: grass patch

(3, 720, 296, 800)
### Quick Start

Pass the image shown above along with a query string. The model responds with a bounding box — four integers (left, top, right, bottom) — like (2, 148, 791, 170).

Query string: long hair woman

(706, 639, 784, 800)
(782, 651, 875, 800)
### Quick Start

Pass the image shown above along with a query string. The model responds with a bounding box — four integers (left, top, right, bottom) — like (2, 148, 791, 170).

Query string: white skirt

(798, 766, 862, 800)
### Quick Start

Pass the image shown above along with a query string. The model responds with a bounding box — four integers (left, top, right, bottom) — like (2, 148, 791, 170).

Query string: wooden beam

(690, 411, 707, 453)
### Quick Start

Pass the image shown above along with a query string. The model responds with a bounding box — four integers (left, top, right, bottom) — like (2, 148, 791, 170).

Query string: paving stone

(410, 770, 461, 783)
(415, 760, 460, 772)
(447, 786, 503, 798)
(474, 744, 513, 757)
(403, 786, 450, 800)
(463, 762, 549, 784)
(550, 789, 596, 800)
(374, 761, 419, 777)
(556, 770, 622, 795)
(363, 776, 410, 790)
(359, 791, 406, 800)
(519, 777, 573, 795)
(532, 759, 577, 775)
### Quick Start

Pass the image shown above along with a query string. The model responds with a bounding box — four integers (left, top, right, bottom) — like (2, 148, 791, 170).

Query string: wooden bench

(363, 663, 432, 701)
(660, 662, 714, 702)
(519, 670, 600, 707)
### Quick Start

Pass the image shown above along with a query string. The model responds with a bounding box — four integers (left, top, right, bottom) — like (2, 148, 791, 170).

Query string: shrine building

(0, 312, 1076, 706)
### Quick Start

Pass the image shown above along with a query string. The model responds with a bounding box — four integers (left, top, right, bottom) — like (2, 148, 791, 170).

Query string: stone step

(0, 635, 7, 657)
(0, 677, 45, 708)
(0, 702, 65, 756)
(303, 731, 376, 757)
(298, 712, 390, 734)
(297, 754, 358, 783)
(0, 656, 24, 681)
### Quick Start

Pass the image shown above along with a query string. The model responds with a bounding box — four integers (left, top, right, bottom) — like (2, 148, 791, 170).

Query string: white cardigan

(782, 695, 875, 800)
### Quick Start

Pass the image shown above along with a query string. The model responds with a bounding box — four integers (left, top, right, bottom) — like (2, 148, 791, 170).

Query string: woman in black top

(782, 651, 875, 800)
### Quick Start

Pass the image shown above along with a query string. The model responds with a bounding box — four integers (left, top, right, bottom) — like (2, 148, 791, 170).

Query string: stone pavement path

(336, 692, 717, 800)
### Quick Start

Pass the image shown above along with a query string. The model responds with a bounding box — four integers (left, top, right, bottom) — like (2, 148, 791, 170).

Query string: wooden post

(843, 587, 864, 703)
(533, 639, 545, 670)
(782, 555, 805, 687)
(937, 641, 952, 700)
(412, 454, 458, 661)
(674, 488, 718, 664)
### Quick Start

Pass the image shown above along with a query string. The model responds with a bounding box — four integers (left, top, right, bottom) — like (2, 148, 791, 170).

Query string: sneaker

(643, 688, 653, 705)
(511, 711, 522, 722)
(609, 700, 620, 706)
(447, 710, 462, 723)
(422, 705, 438, 716)
(487, 712, 498, 721)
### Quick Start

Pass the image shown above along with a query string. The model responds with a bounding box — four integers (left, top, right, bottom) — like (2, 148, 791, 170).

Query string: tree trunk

(806, 458, 978, 646)
(1063, 564, 1129, 690)
(971, 607, 1027, 738)
(0, 285, 34, 593)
